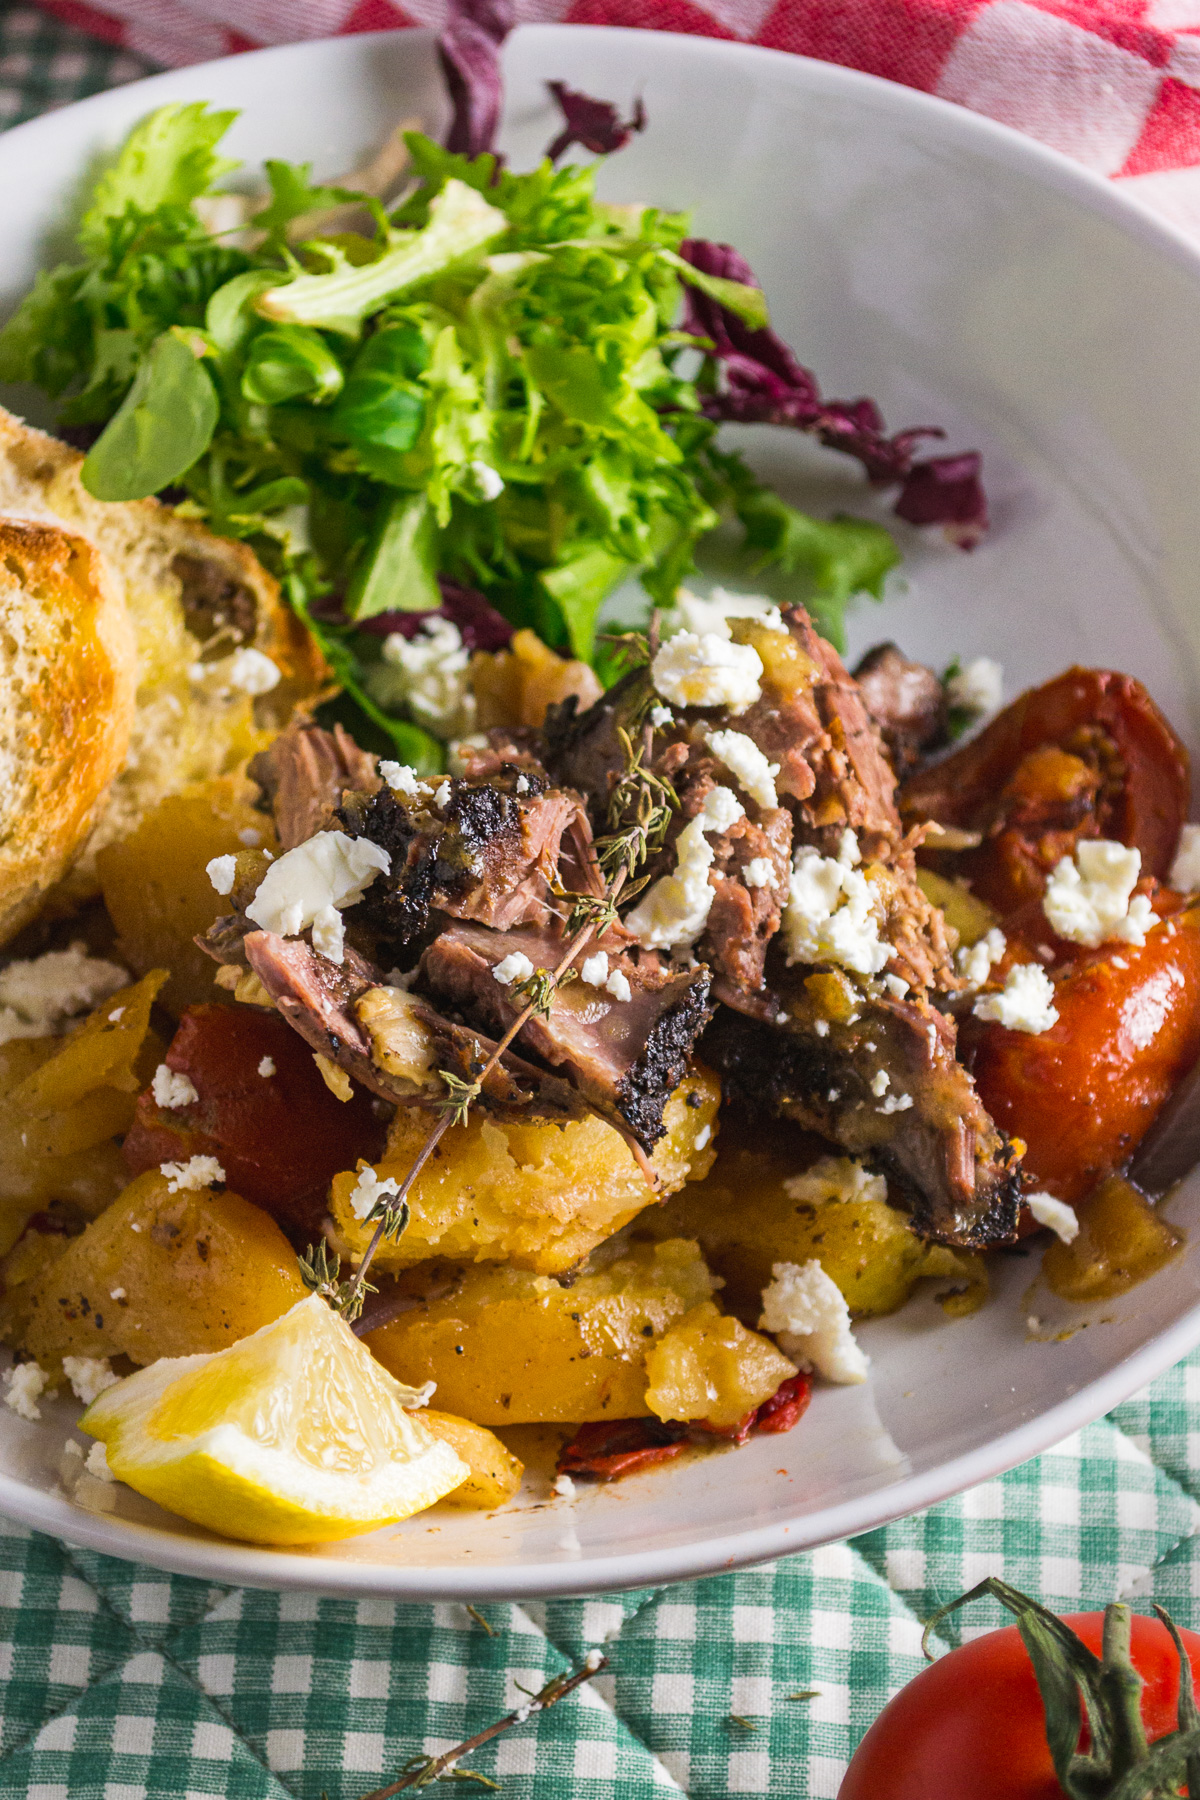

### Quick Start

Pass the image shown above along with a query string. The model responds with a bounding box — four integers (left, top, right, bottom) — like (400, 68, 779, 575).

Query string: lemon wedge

(80, 1294, 468, 1545)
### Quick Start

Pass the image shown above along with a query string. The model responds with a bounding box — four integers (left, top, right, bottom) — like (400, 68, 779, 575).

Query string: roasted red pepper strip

(122, 1005, 384, 1238)
(556, 1374, 813, 1481)
(901, 668, 1190, 914)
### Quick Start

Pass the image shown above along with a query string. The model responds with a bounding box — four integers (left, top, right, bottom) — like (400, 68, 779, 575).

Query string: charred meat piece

(543, 665, 651, 818)
(250, 718, 380, 851)
(242, 930, 585, 1123)
(704, 985, 1021, 1248)
(339, 767, 602, 945)
(853, 643, 947, 776)
(417, 920, 712, 1151)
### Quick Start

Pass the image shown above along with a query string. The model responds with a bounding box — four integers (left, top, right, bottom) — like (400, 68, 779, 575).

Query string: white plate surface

(0, 24, 1198, 1599)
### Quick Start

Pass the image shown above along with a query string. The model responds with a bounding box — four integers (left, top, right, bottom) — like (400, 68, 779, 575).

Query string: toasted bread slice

(0, 515, 136, 942)
(0, 408, 327, 924)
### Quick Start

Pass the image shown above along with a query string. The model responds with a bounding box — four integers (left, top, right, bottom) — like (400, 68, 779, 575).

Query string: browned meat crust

(852, 643, 947, 777)
(249, 717, 380, 851)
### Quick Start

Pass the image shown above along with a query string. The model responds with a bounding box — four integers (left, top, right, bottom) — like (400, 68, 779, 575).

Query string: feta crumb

(605, 970, 632, 1003)
(1170, 823, 1200, 892)
(781, 846, 890, 976)
(110, 1288, 126, 1301)
(1026, 1191, 1080, 1244)
(883, 974, 910, 999)
(160, 1155, 225, 1194)
(245, 830, 390, 965)
(625, 787, 745, 950)
(85, 1441, 115, 1483)
(515, 774, 530, 796)
(379, 760, 422, 797)
(743, 857, 773, 889)
(432, 780, 452, 811)
(973, 962, 1059, 1034)
(468, 459, 505, 501)
(0, 942, 128, 1046)
(238, 827, 262, 848)
(1111, 955, 1129, 971)
(313, 1053, 353, 1101)
(652, 631, 763, 713)
(784, 1156, 886, 1207)
(1043, 840, 1158, 948)
(226, 647, 281, 695)
(493, 952, 534, 987)
(649, 704, 673, 729)
(870, 1069, 890, 1097)
(945, 656, 1003, 719)
(839, 830, 861, 868)
(707, 728, 779, 809)
(151, 1064, 198, 1110)
(553, 1473, 577, 1499)
(108, 1007, 124, 1022)
(878, 1092, 914, 1114)
(580, 952, 609, 988)
(759, 1261, 869, 1384)
(348, 1165, 401, 1222)
(4, 1362, 51, 1419)
(695, 1122, 712, 1150)
(310, 903, 345, 964)
(62, 1356, 119, 1406)
(206, 854, 237, 896)
(956, 927, 1007, 989)
(373, 618, 476, 738)
(813, 1017, 830, 1037)
(258, 1056, 276, 1078)
(585, 1647, 605, 1671)
(666, 586, 787, 639)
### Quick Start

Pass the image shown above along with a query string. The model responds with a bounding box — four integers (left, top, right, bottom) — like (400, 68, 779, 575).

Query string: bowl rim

(1, 19, 1199, 1597)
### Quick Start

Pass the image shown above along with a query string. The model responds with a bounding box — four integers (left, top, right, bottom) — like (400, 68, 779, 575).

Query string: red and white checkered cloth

(34, 0, 1200, 235)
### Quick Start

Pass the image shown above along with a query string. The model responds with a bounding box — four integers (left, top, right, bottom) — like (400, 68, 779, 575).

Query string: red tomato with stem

(840, 1611, 1200, 1799)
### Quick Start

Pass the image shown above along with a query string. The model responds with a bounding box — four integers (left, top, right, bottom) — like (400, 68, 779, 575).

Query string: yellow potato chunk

(365, 1238, 716, 1425)
(331, 1067, 720, 1275)
(643, 1301, 796, 1429)
(17, 1169, 306, 1368)
(420, 1410, 524, 1509)
(96, 776, 279, 1017)
(648, 1121, 986, 1320)
(472, 628, 602, 731)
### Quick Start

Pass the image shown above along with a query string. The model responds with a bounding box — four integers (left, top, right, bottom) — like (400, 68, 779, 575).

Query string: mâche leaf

(81, 327, 219, 501)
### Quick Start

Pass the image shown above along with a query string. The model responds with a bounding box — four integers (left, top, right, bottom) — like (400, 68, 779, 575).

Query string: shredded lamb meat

(249, 717, 380, 851)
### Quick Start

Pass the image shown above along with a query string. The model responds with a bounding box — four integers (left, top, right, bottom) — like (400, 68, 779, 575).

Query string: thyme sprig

(349, 1654, 608, 1798)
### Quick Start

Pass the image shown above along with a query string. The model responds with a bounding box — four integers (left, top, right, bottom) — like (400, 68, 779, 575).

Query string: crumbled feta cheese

(226, 647, 281, 696)
(784, 1156, 886, 1207)
(348, 1166, 401, 1222)
(379, 761, 421, 797)
(870, 1069, 890, 1097)
(945, 656, 1003, 719)
(1111, 956, 1128, 971)
(1170, 823, 1200, 892)
(493, 952, 534, 987)
(883, 974, 910, 999)
(515, 774, 530, 796)
(467, 459, 505, 501)
(707, 729, 779, 809)
(652, 631, 763, 714)
(781, 847, 891, 976)
(956, 927, 1007, 989)
(973, 962, 1059, 1034)
(813, 1017, 830, 1036)
(649, 704, 673, 729)
(310, 903, 345, 964)
(759, 1260, 869, 1384)
(110, 1288, 126, 1301)
(85, 1441, 115, 1483)
(625, 787, 745, 950)
(206, 854, 237, 896)
(743, 857, 773, 889)
(1043, 841, 1158, 948)
(878, 1092, 914, 1113)
(238, 827, 262, 848)
(4, 1361, 51, 1419)
(432, 780, 452, 811)
(108, 1008, 124, 1023)
(838, 830, 861, 868)
(62, 1356, 119, 1406)
(258, 1056, 275, 1078)
(160, 1155, 225, 1193)
(605, 970, 632, 1003)
(0, 943, 127, 1046)
(374, 618, 477, 738)
(695, 1123, 712, 1150)
(1026, 1191, 1080, 1244)
(151, 1064, 198, 1110)
(580, 952, 609, 988)
(553, 1473, 577, 1499)
(585, 1647, 605, 1672)
(666, 586, 787, 639)
(245, 831, 390, 965)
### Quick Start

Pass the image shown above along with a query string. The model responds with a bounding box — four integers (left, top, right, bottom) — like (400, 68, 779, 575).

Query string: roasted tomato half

(901, 668, 1190, 914)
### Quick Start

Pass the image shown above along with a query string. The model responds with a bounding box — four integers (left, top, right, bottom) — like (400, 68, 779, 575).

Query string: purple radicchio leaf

(544, 81, 647, 163)
(679, 238, 988, 547)
(354, 578, 515, 652)
(439, 0, 515, 159)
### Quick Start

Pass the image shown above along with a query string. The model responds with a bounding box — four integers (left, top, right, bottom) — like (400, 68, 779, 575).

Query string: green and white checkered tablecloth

(2, 7, 1200, 1792)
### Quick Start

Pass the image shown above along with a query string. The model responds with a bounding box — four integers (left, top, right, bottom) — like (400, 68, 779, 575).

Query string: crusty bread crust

(0, 407, 328, 930)
(0, 516, 136, 942)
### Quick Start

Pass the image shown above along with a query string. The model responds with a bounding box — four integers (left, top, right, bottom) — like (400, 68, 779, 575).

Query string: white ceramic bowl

(0, 23, 1198, 1599)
